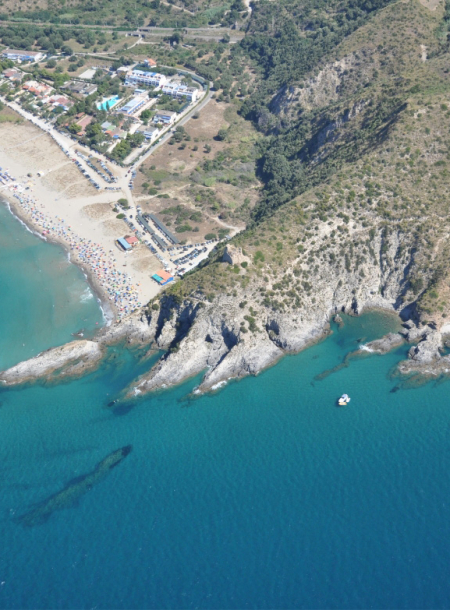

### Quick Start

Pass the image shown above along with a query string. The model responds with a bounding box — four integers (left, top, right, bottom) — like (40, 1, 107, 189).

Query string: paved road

(130, 84, 213, 170)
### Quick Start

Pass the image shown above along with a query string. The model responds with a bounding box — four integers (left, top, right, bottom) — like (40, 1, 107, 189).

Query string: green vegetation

(159, 0, 450, 329)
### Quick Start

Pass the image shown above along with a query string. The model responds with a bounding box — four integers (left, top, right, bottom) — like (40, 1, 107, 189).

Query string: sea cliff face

(2, 220, 448, 395)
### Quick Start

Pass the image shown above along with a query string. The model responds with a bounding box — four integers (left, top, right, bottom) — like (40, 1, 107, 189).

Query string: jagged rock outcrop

(271, 51, 375, 118)
(360, 332, 404, 355)
(408, 330, 442, 363)
(100, 309, 153, 346)
(0, 340, 104, 387)
(222, 245, 250, 266)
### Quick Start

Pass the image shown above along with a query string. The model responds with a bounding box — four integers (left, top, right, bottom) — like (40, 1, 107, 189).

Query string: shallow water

(1, 208, 450, 609)
(0, 202, 103, 370)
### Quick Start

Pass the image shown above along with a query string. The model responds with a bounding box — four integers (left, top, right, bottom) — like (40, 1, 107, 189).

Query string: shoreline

(1, 191, 117, 326)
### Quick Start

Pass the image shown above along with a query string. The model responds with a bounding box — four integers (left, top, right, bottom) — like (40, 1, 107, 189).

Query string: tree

(85, 122, 102, 139)
(216, 128, 228, 141)
(69, 123, 82, 134)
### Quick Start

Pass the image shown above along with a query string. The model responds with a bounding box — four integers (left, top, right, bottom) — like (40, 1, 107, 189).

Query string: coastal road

(130, 85, 213, 171)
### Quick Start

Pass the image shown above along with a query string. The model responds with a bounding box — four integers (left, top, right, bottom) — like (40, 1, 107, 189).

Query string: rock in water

(0, 340, 104, 386)
(333, 314, 344, 327)
(361, 333, 404, 355)
(17, 445, 132, 527)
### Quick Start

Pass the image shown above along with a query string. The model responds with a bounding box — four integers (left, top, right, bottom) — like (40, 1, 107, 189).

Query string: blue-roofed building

(117, 237, 131, 251)
(118, 95, 147, 115)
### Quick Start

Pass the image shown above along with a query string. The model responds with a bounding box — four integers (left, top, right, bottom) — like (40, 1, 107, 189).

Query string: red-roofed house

(23, 80, 53, 97)
(76, 114, 94, 134)
(3, 68, 22, 81)
(47, 95, 73, 111)
(125, 235, 139, 247)
(144, 58, 157, 68)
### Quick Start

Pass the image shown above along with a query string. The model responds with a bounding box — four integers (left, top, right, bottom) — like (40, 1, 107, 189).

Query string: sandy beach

(0, 119, 163, 321)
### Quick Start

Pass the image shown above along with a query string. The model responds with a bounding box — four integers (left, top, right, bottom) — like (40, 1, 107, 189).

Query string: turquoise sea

(1, 202, 450, 609)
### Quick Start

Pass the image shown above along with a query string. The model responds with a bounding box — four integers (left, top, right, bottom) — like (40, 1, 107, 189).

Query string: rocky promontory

(0, 340, 104, 387)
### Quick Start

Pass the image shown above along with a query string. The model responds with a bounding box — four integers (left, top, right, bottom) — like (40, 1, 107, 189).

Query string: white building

(137, 125, 160, 141)
(153, 110, 177, 125)
(2, 49, 44, 63)
(161, 83, 199, 102)
(125, 70, 167, 88)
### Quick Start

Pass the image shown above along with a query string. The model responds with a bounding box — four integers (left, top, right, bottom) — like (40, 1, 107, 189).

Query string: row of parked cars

(76, 151, 117, 185)
(72, 158, 101, 190)
(128, 169, 137, 191)
(173, 246, 207, 268)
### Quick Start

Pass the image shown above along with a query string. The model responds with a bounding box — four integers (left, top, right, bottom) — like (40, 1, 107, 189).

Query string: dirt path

(420, 44, 427, 62)
(418, 0, 442, 10)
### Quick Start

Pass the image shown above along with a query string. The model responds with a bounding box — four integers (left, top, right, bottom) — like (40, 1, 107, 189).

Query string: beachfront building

(125, 70, 167, 88)
(117, 237, 132, 251)
(161, 83, 199, 102)
(118, 95, 147, 116)
(125, 235, 139, 247)
(117, 235, 139, 251)
(2, 49, 44, 63)
(152, 269, 174, 286)
(153, 110, 177, 125)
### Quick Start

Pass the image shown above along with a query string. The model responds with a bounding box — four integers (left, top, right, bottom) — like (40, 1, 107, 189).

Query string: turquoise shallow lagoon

(1, 204, 450, 609)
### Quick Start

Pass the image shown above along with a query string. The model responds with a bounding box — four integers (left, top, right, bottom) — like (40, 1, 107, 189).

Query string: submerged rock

(17, 445, 132, 527)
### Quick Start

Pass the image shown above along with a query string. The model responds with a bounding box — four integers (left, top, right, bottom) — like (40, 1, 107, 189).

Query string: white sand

(0, 120, 163, 319)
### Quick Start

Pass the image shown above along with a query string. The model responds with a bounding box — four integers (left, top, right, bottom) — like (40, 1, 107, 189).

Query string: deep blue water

(1, 204, 450, 609)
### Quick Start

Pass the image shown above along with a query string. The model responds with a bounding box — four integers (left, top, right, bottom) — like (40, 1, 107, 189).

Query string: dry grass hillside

(160, 0, 450, 329)
(135, 100, 260, 243)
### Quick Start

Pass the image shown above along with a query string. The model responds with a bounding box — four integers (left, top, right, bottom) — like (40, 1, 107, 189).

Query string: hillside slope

(118, 0, 450, 395)
(2, 0, 450, 394)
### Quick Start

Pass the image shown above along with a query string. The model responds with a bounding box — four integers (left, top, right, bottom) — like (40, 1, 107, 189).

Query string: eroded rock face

(270, 51, 376, 118)
(222, 245, 250, 266)
(0, 340, 104, 386)
(100, 310, 154, 346)
(1, 217, 446, 397)
(408, 330, 442, 364)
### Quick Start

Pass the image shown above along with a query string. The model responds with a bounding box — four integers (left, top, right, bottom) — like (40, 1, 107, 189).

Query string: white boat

(338, 394, 351, 406)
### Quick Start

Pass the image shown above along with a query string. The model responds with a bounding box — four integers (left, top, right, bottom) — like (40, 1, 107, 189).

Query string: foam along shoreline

(0, 116, 163, 319)
(0, 179, 143, 322)
(1, 194, 115, 326)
